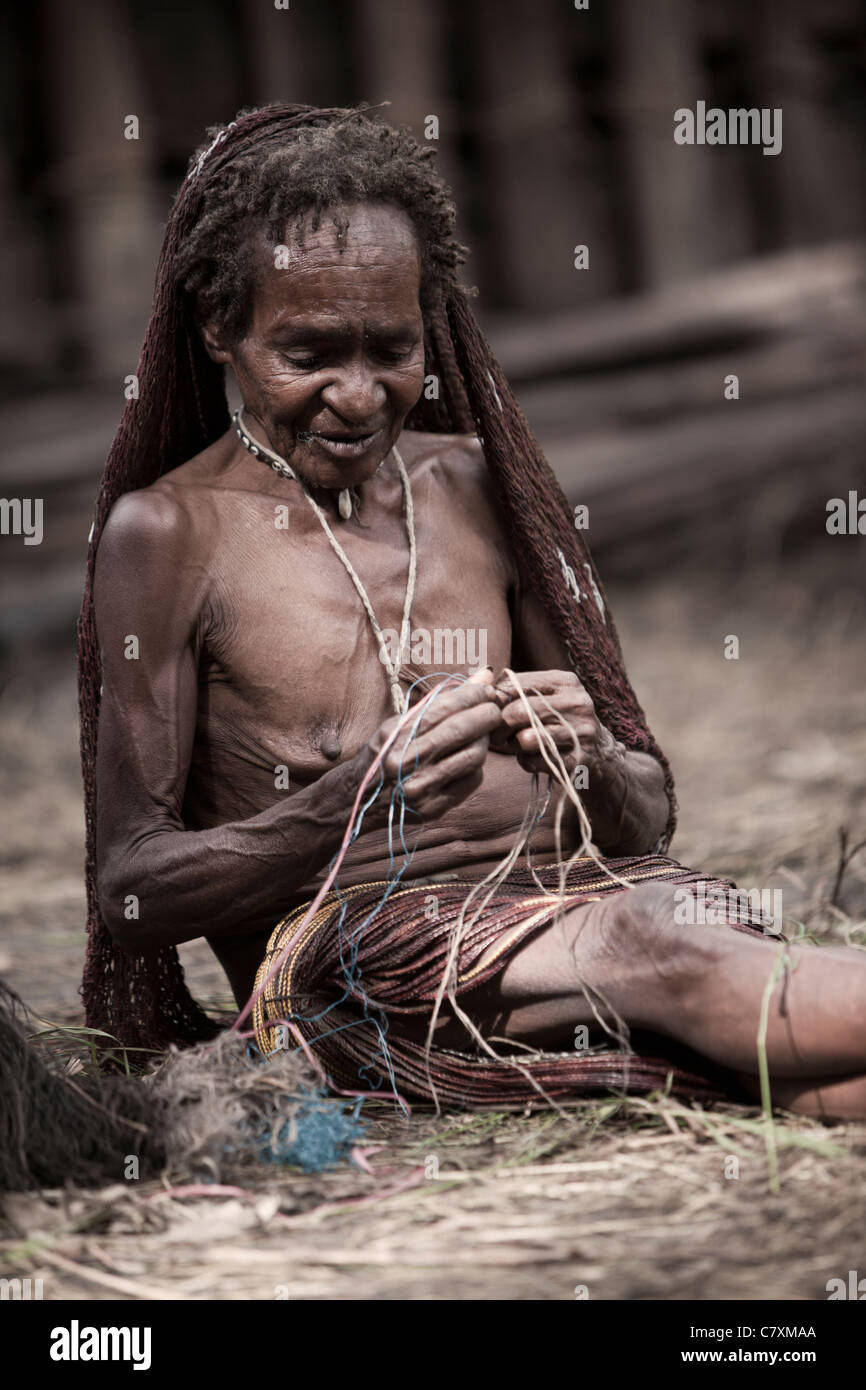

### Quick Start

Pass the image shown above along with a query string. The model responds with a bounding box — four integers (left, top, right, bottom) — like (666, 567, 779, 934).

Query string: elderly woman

(80, 104, 866, 1119)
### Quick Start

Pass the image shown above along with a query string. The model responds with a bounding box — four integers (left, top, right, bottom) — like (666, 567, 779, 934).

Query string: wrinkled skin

(93, 202, 866, 1119)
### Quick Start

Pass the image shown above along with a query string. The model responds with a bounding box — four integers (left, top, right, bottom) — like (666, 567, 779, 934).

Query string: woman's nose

(320, 362, 387, 422)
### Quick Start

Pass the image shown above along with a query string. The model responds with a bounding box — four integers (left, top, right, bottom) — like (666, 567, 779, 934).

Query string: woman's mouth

(300, 427, 384, 459)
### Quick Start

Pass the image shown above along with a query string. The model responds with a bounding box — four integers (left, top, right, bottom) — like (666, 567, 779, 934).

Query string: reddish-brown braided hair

(77, 104, 676, 1056)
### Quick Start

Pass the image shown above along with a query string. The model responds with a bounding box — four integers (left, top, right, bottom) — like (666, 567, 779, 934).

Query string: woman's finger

(493, 670, 581, 699)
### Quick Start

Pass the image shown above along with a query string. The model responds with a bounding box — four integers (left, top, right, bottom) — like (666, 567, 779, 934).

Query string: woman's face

(210, 200, 427, 492)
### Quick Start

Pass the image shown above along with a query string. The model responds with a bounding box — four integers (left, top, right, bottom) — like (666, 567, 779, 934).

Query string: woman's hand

(488, 669, 622, 786)
(351, 668, 503, 823)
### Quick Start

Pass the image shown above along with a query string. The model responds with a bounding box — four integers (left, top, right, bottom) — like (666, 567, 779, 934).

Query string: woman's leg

(477, 882, 866, 1117)
(733, 1070, 866, 1121)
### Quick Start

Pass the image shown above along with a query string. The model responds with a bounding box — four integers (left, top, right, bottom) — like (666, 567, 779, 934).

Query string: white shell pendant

(338, 488, 353, 520)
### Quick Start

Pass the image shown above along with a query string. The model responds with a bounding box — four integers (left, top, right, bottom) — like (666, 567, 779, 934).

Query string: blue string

(269, 673, 471, 1113)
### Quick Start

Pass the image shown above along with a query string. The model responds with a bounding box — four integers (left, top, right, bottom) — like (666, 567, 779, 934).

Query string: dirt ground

(1, 544, 865, 1301)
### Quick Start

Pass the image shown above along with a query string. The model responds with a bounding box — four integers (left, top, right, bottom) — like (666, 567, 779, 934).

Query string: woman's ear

(198, 317, 234, 366)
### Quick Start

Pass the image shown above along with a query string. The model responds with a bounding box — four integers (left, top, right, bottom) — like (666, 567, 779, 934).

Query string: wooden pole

(40, 0, 161, 378)
(613, 0, 720, 288)
(472, 0, 609, 310)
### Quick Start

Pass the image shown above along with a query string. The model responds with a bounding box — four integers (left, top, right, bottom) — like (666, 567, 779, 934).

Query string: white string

(234, 411, 416, 716)
(422, 668, 637, 1111)
(301, 447, 416, 717)
(187, 122, 237, 182)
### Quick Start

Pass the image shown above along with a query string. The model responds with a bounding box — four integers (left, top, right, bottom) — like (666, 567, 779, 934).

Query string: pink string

(232, 678, 460, 1036)
(147, 1184, 258, 1202)
(275, 1166, 427, 1219)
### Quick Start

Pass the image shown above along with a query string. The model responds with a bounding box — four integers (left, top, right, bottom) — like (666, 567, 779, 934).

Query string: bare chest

(188, 473, 515, 815)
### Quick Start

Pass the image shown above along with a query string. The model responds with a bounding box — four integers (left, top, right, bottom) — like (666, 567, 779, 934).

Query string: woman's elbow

(97, 845, 178, 951)
(97, 862, 145, 951)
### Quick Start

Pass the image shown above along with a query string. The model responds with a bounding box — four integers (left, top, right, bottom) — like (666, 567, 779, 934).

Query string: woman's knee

(593, 882, 724, 990)
(501, 881, 729, 1023)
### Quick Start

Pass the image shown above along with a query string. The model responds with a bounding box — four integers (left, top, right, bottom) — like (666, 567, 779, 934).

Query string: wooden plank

(486, 242, 866, 380)
(544, 383, 866, 543)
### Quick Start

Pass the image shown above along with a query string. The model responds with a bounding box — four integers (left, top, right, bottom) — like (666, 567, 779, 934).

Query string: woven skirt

(252, 855, 769, 1108)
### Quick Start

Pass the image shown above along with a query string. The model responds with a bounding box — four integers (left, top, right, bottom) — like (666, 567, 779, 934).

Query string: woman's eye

(375, 346, 414, 363)
(284, 354, 323, 370)
(282, 344, 416, 369)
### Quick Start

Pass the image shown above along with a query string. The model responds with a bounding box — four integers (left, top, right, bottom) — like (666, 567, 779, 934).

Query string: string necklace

(232, 409, 417, 716)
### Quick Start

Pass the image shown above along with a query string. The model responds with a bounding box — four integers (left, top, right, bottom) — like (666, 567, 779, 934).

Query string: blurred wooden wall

(0, 0, 863, 386)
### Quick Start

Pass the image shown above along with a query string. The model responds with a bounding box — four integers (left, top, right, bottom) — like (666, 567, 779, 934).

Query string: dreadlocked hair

(175, 107, 468, 342)
(77, 103, 677, 1059)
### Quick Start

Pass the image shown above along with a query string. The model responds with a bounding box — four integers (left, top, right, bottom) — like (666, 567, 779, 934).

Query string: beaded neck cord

(232, 408, 417, 716)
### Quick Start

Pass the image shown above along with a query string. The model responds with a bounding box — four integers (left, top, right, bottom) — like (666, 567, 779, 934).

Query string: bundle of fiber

(0, 982, 164, 1192)
(0, 983, 362, 1191)
(150, 1031, 363, 1179)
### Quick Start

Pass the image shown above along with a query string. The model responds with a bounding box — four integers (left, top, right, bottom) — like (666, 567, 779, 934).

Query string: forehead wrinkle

(279, 200, 419, 247)
(255, 249, 421, 286)
(266, 309, 421, 333)
(248, 208, 423, 330)
(253, 260, 422, 329)
(250, 212, 421, 286)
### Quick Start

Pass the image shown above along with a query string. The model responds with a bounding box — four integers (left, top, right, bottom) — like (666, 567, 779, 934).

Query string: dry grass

(2, 1098, 865, 1300)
